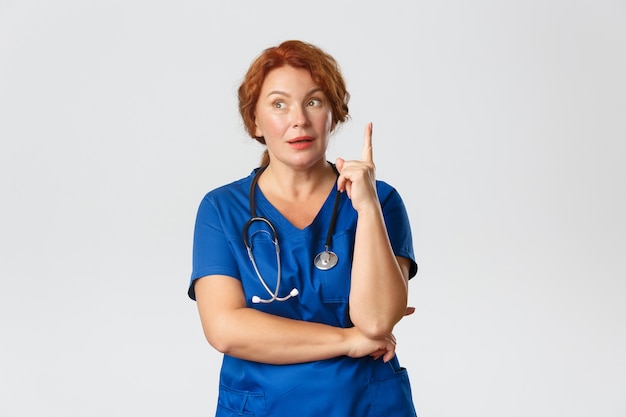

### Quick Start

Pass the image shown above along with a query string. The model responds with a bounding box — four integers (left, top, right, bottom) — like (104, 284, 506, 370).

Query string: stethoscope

(242, 163, 341, 304)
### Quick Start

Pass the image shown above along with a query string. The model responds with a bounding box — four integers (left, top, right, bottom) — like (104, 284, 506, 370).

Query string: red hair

(238, 40, 350, 164)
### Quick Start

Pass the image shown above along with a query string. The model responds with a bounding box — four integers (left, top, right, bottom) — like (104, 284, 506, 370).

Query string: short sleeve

(188, 194, 241, 300)
(379, 184, 418, 279)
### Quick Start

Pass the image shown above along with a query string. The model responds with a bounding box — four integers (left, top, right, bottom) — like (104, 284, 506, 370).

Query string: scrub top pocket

(319, 231, 353, 304)
(368, 367, 418, 417)
(216, 385, 268, 417)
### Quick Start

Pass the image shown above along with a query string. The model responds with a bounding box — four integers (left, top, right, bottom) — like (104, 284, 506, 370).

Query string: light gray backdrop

(1, 1, 624, 416)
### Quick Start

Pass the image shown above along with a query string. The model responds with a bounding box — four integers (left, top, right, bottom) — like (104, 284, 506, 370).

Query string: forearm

(349, 204, 409, 338)
(201, 305, 351, 365)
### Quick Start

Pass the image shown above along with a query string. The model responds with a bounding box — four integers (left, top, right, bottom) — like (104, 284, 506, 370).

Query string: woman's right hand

(344, 326, 397, 363)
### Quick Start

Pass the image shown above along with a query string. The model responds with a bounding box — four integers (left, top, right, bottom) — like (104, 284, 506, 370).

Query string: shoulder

(194, 170, 258, 224)
(375, 179, 404, 203)
(199, 170, 256, 205)
(204, 176, 249, 199)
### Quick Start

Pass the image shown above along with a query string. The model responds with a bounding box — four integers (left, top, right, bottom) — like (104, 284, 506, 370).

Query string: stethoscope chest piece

(314, 250, 338, 270)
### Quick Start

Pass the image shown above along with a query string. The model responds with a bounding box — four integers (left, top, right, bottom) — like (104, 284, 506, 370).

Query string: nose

(292, 105, 309, 128)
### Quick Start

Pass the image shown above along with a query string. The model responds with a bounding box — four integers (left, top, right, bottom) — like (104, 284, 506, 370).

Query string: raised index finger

(361, 122, 373, 163)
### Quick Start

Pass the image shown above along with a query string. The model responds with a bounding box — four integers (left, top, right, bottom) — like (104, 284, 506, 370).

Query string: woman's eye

(307, 98, 322, 107)
(273, 101, 286, 109)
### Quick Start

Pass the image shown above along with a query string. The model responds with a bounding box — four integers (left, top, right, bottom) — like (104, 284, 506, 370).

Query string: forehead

(260, 66, 319, 95)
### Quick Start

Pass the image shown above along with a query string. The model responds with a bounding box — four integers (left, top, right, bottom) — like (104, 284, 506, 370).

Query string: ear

(253, 112, 263, 138)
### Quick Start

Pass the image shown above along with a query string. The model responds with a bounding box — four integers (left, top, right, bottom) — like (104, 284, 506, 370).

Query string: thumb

(335, 158, 347, 192)
(335, 158, 345, 172)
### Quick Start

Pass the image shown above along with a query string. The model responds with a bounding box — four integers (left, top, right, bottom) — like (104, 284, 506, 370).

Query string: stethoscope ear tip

(251, 288, 298, 304)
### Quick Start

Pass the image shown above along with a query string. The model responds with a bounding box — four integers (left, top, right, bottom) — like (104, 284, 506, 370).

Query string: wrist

(355, 200, 382, 217)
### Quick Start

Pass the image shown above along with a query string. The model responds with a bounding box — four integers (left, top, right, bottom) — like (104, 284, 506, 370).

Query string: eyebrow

(266, 87, 324, 98)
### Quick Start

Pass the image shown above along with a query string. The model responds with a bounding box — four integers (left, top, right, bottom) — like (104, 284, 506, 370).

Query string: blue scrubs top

(189, 167, 418, 417)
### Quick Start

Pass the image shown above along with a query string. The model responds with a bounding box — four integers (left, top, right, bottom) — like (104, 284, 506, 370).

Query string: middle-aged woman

(188, 40, 419, 416)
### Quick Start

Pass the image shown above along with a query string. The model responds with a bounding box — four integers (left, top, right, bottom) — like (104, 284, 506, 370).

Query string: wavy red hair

(238, 40, 350, 164)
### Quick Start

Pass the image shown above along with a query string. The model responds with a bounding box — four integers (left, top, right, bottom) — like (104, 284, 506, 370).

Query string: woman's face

(254, 65, 332, 168)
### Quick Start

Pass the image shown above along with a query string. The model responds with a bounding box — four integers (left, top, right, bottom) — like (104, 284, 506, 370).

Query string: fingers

(335, 122, 374, 197)
(351, 329, 398, 362)
(383, 333, 397, 362)
(336, 122, 374, 169)
(370, 334, 397, 363)
(383, 348, 396, 363)
(361, 122, 373, 163)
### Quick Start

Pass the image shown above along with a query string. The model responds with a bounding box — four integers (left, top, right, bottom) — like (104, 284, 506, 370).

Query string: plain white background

(1, 1, 625, 416)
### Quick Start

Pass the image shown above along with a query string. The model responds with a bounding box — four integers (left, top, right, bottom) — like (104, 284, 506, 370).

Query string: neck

(258, 159, 337, 202)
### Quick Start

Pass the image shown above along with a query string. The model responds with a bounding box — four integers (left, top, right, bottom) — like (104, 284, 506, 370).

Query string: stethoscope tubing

(243, 163, 340, 303)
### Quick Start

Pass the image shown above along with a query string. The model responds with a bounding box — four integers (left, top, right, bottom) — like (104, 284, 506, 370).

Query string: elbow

(350, 301, 407, 339)
(205, 333, 232, 355)
(363, 327, 392, 340)
(350, 300, 408, 338)
(352, 317, 397, 340)
(202, 319, 238, 355)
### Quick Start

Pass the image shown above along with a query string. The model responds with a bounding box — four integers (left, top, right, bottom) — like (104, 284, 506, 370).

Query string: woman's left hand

(335, 122, 379, 213)
(369, 333, 397, 363)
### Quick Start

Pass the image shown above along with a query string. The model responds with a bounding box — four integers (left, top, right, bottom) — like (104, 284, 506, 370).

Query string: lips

(287, 136, 315, 149)
(287, 136, 314, 144)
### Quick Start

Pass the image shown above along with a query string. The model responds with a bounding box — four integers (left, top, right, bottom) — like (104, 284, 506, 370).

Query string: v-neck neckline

(253, 179, 341, 234)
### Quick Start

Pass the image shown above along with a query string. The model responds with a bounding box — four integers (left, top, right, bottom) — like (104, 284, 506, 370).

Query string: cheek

(254, 113, 283, 139)
(323, 111, 333, 131)
(253, 110, 270, 137)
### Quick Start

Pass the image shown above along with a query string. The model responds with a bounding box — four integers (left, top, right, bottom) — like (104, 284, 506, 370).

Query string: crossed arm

(193, 256, 411, 365)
